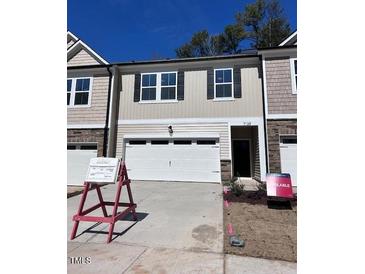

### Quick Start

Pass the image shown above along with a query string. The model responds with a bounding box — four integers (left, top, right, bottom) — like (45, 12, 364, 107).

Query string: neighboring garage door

(280, 136, 297, 186)
(124, 138, 221, 183)
(67, 144, 97, 186)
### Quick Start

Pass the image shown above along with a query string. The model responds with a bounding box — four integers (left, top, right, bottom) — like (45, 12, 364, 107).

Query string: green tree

(236, 0, 291, 48)
(175, 0, 292, 57)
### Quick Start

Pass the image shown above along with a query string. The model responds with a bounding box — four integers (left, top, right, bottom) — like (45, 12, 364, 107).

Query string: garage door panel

(67, 150, 97, 186)
(172, 159, 220, 170)
(280, 144, 297, 187)
(171, 147, 219, 158)
(124, 139, 221, 183)
(127, 159, 169, 169)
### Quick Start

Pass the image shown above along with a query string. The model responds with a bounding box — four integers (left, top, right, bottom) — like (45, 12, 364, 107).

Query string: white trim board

(118, 117, 264, 126)
(123, 132, 220, 139)
(67, 31, 78, 42)
(279, 31, 297, 46)
(267, 114, 297, 120)
(67, 124, 105, 129)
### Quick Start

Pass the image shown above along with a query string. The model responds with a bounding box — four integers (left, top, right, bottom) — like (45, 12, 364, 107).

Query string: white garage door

(67, 144, 97, 186)
(124, 138, 221, 183)
(280, 136, 297, 186)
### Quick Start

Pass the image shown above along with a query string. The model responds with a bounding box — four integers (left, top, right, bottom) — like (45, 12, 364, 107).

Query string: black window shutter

(134, 73, 141, 102)
(177, 71, 184, 100)
(207, 68, 214, 99)
(233, 67, 242, 98)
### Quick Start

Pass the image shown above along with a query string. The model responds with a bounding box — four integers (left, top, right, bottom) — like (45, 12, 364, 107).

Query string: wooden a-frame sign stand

(70, 161, 137, 243)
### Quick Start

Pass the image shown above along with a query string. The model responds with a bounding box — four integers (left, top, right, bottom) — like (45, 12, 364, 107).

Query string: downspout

(259, 54, 269, 174)
(103, 67, 113, 157)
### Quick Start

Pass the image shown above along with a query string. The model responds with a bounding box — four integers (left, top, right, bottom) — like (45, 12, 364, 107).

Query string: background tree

(175, 0, 292, 58)
(236, 0, 291, 48)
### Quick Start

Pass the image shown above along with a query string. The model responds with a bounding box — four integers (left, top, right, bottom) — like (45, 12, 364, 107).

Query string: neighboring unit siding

(67, 129, 105, 157)
(68, 39, 76, 49)
(67, 76, 109, 125)
(265, 58, 297, 114)
(118, 66, 263, 120)
(68, 49, 100, 66)
(115, 123, 230, 160)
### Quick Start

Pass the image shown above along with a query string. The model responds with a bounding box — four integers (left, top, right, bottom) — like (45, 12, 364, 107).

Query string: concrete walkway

(67, 181, 296, 273)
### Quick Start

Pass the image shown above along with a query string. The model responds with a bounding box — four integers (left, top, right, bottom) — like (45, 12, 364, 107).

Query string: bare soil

(67, 186, 84, 198)
(224, 190, 297, 262)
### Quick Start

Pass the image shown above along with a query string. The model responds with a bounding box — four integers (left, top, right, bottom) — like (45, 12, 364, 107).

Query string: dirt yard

(224, 190, 297, 262)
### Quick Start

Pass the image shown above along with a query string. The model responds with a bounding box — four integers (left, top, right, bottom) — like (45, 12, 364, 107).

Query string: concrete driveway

(67, 181, 296, 274)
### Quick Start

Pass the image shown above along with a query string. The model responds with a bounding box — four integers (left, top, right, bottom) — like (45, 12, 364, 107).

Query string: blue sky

(68, 0, 296, 63)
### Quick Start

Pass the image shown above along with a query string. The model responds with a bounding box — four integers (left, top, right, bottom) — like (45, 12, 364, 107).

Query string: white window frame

(214, 68, 234, 101)
(67, 77, 93, 108)
(290, 58, 297, 94)
(140, 71, 178, 103)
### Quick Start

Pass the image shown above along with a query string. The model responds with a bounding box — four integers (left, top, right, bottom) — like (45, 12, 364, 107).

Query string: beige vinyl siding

(67, 76, 109, 124)
(68, 49, 101, 67)
(118, 66, 263, 120)
(115, 123, 230, 160)
(252, 129, 261, 180)
(265, 58, 297, 114)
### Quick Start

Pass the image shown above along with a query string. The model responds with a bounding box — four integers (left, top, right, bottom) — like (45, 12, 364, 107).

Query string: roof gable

(67, 32, 108, 66)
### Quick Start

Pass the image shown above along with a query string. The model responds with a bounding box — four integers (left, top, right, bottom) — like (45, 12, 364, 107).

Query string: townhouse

(66, 31, 297, 186)
(110, 55, 267, 183)
(67, 31, 112, 185)
(259, 31, 297, 186)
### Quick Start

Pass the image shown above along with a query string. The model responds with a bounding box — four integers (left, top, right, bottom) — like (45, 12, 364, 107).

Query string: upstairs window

(214, 68, 233, 98)
(67, 79, 72, 105)
(75, 78, 90, 105)
(67, 77, 92, 107)
(290, 58, 297, 94)
(141, 72, 177, 102)
(141, 74, 157, 100)
(161, 73, 176, 100)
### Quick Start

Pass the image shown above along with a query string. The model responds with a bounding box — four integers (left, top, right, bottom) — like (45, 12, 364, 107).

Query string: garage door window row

(128, 139, 217, 145)
(67, 144, 97, 150)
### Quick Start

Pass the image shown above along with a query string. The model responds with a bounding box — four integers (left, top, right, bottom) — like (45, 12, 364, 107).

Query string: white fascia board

(67, 31, 78, 41)
(267, 114, 297, 119)
(279, 31, 297, 46)
(118, 117, 264, 126)
(123, 132, 220, 139)
(67, 124, 105, 129)
(67, 40, 109, 65)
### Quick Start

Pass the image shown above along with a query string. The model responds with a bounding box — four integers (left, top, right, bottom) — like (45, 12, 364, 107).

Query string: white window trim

(140, 71, 178, 103)
(67, 77, 93, 108)
(213, 68, 234, 101)
(290, 58, 297, 94)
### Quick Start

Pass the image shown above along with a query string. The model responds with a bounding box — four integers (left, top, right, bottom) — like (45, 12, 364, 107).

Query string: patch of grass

(226, 178, 245, 196)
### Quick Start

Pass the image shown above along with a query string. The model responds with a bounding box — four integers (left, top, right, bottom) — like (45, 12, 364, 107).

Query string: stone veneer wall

(221, 160, 232, 182)
(67, 129, 106, 157)
(267, 119, 297, 173)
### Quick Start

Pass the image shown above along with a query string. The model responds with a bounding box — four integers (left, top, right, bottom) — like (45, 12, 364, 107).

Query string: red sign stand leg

(70, 162, 137, 243)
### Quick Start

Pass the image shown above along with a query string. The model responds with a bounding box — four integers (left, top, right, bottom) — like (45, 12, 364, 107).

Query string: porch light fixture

(168, 125, 173, 135)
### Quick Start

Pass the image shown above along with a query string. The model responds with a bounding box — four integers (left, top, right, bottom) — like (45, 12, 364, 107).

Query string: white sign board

(85, 158, 120, 184)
